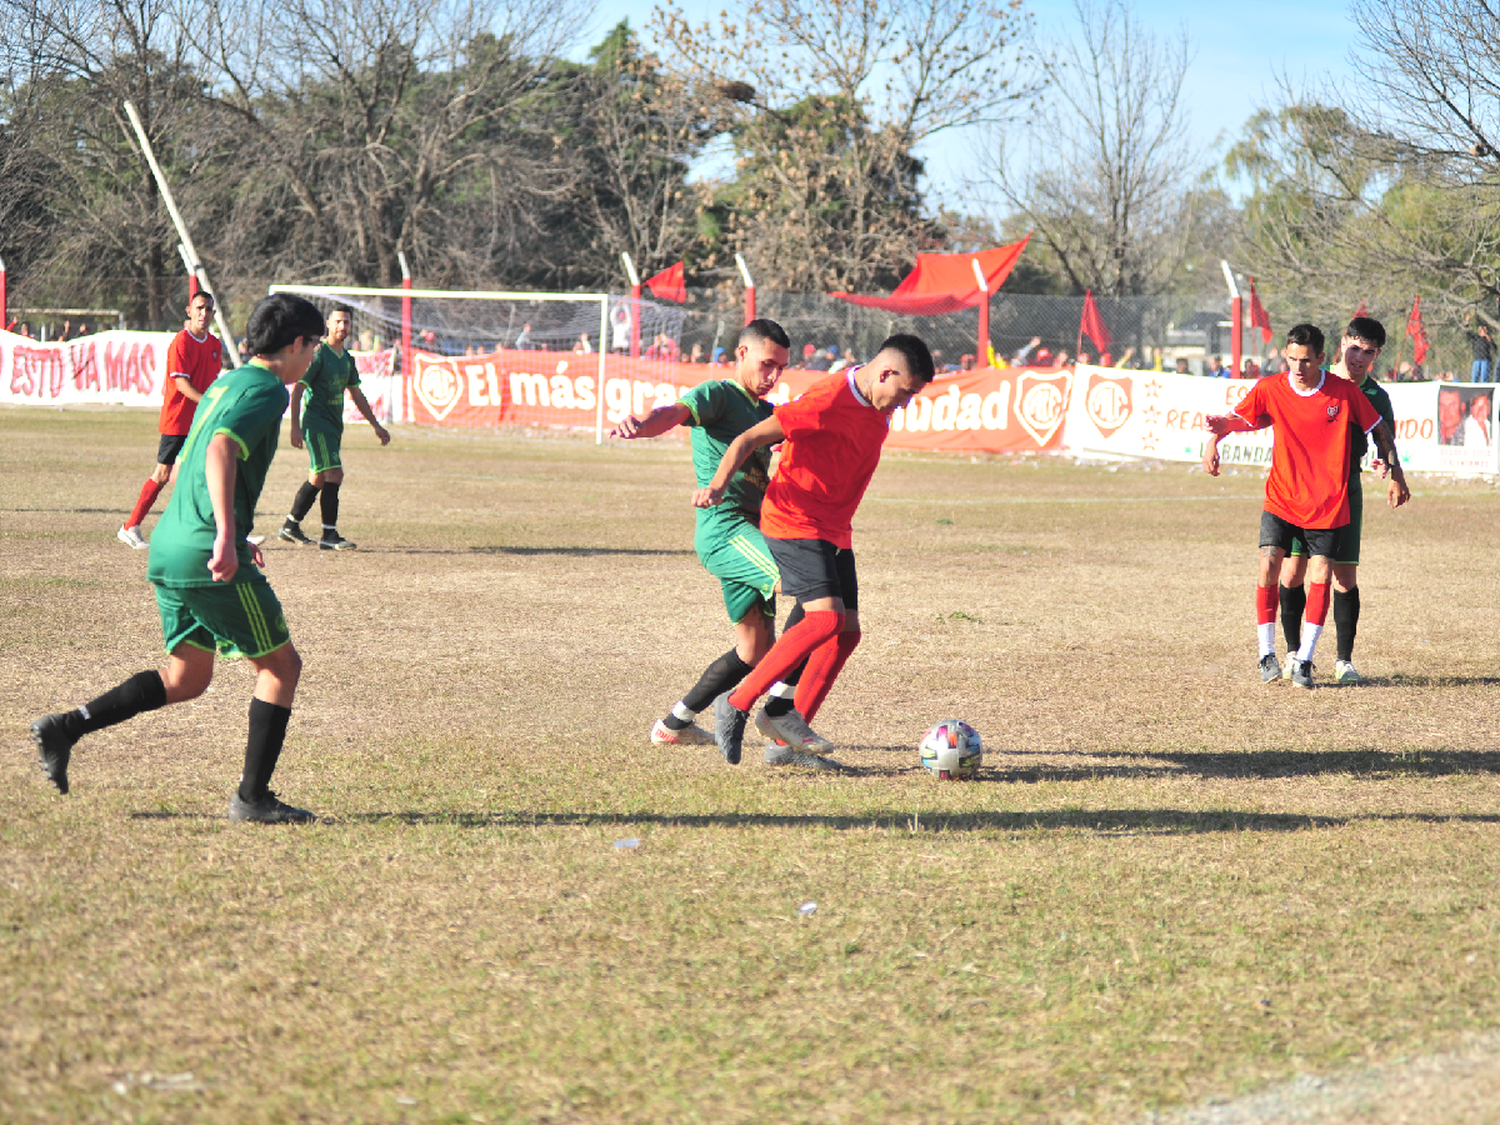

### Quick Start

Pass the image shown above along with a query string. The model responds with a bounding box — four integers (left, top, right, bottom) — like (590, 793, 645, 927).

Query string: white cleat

(650, 718, 714, 745)
(754, 706, 834, 752)
(1334, 660, 1363, 684)
(117, 525, 148, 549)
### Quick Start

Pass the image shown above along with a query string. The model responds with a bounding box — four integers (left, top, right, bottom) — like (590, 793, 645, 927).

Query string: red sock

(1305, 581, 1331, 626)
(727, 610, 843, 712)
(126, 479, 164, 530)
(1255, 585, 1278, 625)
(796, 630, 861, 723)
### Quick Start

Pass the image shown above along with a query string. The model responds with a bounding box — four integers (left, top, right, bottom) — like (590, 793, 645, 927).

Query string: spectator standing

(1466, 318, 1493, 382)
(1207, 355, 1229, 378)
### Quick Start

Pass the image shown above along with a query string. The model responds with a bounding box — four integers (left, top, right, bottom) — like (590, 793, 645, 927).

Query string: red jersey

(1235, 371, 1381, 529)
(762, 370, 891, 549)
(159, 329, 224, 435)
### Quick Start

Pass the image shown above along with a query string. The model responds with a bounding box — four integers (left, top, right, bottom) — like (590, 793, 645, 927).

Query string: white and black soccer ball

(918, 719, 982, 779)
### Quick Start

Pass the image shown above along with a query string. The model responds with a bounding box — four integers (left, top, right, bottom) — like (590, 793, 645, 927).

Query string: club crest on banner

(412, 355, 464, 421)
(1085, 372, 1133, 438)
(1015, 370, 1072, 446)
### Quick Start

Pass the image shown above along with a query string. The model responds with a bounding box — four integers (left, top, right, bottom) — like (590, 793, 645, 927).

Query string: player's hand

(290, 425, 304, 450)
(1203, 413, 1237, 436)
(610, 414, 645, 439)
(208, 531, 238, 583)
(1201, 443, 1221, 477)
(692, 485, 725, 508)
(1387, 471, 1411, 509)
(375, 425, 391, 446)
(249, 539, 266, 568)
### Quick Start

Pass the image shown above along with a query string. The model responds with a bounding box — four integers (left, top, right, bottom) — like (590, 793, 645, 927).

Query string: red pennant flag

(1353, 299, 1368, 318)
(1407, 295, 1430, 364)
(1079, 289, 1111, 354)
(645, 261, 687, 304)
(1249, 278, 1273, 346)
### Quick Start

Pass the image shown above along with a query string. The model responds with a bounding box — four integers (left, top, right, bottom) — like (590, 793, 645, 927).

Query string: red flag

(1407, 295, 1430, 364)
(1353, 299, 1368, 318)
(1079, 289, 1111, 354)
(645, 261, 686, 304)
(1249, 277, 1273, 345)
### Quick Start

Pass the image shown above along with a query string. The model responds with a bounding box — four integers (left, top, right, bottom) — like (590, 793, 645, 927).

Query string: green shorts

(155, 575, 291, 659)
(695, 520, 779, 625)
(1290, 472, 1362, 566)
(304, 426, 343, 473)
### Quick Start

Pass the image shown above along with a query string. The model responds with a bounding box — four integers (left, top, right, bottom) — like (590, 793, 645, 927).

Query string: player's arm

(1201, 432, 1223, 477)
(694, 415, 785, 507)
(611, 402, 691, 439)
(1369, 420, 1410, 508)
(205, 433, 241, 582)
(347, 385, 391, 445)
(1204, 412, 1265, 436)
(172, 375, 205, 403)
(288, 383, 306, 449)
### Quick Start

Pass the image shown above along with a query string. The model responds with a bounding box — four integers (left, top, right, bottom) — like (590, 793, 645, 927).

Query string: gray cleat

(1259, 653, 1282, 683)
(1289, 657, 1315, 690)
(764, 743, 846, 771)
(711, 691, 747, 765)
(229, 790, 316, 824)
(754, 706, 834, 752)
(31, 713, 77, 794)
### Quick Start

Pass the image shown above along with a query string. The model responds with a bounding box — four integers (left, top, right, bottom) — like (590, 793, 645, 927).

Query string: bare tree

(981, 0, 1200, 297)
(653, 0, 1036, 292)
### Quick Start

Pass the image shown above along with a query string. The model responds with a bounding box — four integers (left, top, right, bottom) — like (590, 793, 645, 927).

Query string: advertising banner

(0, 330, 169, 407)
(883, 366, 1072, 453)
(344, 348, 397, 425)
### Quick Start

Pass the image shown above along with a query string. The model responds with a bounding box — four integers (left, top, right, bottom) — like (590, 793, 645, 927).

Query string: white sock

(1296, 624, 1323, 664)
(1257, 623, 1276, 657)
(670, 701, 695, 723)
(769, 682, 795, 700)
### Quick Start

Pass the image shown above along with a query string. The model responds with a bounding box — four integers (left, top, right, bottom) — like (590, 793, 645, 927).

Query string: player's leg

(1278, 548, 1307, 665)
(1332, 478, 1364, 683)
(1256, 513, 1295, 682)
(119, 437, 184, 547)
(1289, 535, 1339, 689)
(27, 587, 214, 793)
(791, 548, 862, 723)
(755, 600, 831, 756)
(306, 428, 355, 550)
(653, 601, 769, 746)
(280, 466, 323, 545)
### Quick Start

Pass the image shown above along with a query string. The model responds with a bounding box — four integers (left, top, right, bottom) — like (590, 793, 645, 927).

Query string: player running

(1275, 316, 1401, 684)
(1202, 323, 1408, 689)
(277, 305, 390, 550)
(31, 295, 327, 822)
(118, 290, 224, 548)
(697, 334, 935, 764)
(611, 319, 834, 767)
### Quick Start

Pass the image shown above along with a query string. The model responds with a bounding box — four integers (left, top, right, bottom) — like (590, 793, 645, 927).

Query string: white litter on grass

(613, 838, 641, 850)
(111, 1072, 203, 1094)
(799, 901, 817, 915)
(395, 1095, 419, 1105)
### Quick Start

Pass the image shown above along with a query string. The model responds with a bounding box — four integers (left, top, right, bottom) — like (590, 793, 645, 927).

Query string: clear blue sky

(576, 0, 1363, 207)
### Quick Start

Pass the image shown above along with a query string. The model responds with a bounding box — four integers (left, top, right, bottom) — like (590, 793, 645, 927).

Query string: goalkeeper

(611, 319, 837, 768)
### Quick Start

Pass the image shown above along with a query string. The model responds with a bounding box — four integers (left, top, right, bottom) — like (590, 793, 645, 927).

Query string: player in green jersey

(278, 304, 390, 550)
(30, 294, 327, 823)
(1278, 316, 1408, 683)
(611, 319, 838, 768)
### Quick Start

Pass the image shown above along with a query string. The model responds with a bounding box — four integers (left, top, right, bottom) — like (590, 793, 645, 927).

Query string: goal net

(267, 285, 693, 438)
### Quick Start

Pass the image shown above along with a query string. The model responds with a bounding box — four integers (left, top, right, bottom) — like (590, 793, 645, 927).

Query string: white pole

(596, 296, 608, 444)
(620, 252, 640, 287)
(122, 100, 241, 365)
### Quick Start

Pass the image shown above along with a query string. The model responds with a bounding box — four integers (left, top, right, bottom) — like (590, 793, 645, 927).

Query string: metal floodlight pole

(397, 251, 413, 423)
(176, 243, 200, 300)
(1221, 260, 1243, 378)
(972, 258, 990, 368)
(621, 252, 641, 358)
(122, 100, 240, 364)
(735, 253, 756, 326)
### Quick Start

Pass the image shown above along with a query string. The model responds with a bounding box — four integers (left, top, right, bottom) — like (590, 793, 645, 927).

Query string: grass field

(4, 406, 1500, 1124)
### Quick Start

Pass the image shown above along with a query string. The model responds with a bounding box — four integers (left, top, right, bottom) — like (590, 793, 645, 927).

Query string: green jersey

(299, 341, 359, 432)
(1349, 374, 1395, 469)
(148, 363, 290, 588)
(680, 379, 774, 528)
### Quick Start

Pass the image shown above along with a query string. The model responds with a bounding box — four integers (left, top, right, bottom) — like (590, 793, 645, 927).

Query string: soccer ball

(919, 719, 982, 779)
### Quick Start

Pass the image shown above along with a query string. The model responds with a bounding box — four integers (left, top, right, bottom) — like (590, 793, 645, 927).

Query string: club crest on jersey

(1326, 402, 1340, 419)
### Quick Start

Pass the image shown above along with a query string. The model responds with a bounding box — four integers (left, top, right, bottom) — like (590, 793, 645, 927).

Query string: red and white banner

(343, 348, 396, 425)
(1, 330, 168, 406)
(883, 366, 1071, 453)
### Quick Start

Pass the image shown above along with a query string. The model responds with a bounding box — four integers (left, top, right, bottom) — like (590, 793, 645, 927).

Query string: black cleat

(31, 713, 77, 794)
(278, 521, 313, 545)
(229, 790, 316, 824)
(319, 533, 357, 551)
(712, 691, 747, 765)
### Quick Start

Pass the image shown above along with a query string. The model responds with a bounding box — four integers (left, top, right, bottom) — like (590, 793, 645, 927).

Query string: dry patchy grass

(3, 407, 1500, 1124)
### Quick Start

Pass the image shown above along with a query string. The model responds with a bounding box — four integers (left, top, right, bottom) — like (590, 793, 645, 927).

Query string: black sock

(1279, 583, 1305, 652)
(676, 648, 754, 718)
(240, 698, 292, 801)
(65, 671, 168, 739)
(319, 481, 341, 535)
(1334, 586, 1360, 663)
(289, 481, 319, 522)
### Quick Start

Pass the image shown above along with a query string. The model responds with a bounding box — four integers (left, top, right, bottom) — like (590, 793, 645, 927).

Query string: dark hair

(1285, 322, 1325, 355)
(876, 333, 936, 384)
(738, 318, 790, 350)
(1344, 316, 1386, 350)
(188, 290, 215, 307)
(329, 303, 354, 319)
(246, 294, 326, 357)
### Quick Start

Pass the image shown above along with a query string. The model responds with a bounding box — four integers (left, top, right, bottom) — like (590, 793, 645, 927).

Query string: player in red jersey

(1202, 323, 1408, 688)
(118, 291, 224, 548)
(697, 334, 935, 765)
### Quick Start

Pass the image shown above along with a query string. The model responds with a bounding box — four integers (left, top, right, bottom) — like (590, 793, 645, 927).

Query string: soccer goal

(267, 284, 691, 440)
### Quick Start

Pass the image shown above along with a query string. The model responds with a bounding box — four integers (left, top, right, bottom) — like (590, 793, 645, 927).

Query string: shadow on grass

(346, 545, 695, 557)
(975, 748, 1500, 783)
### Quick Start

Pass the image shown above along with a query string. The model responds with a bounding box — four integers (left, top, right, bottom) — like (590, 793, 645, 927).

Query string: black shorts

(157, 434, 188, 466)
(765, 538, 859, 609)
(1259, 510, 1341, 559)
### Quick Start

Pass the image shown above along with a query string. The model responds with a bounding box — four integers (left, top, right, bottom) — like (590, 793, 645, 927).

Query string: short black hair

(1285, 322, 1325, 355)
(738, 318, 790, 350)
(1345, 316, 1386, 350)
(188, 290, 215, 307)
(246, 294, 326, 357)
(329, 302, 354, 320)
(876, 333, 935, 384)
